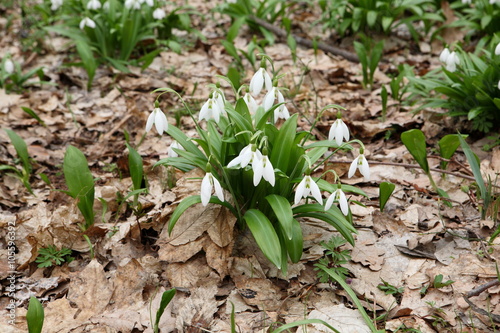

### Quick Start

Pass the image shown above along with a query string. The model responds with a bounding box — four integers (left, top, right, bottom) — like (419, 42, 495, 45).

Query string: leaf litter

(1, 1, 500, 332)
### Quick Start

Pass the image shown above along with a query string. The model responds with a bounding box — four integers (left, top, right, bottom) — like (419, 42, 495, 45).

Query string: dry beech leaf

(301, 304, 370, 333)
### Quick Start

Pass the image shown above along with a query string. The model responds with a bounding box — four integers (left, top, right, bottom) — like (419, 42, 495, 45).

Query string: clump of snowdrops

(45, 0, 196, 89)
(148, 56, 370, 273)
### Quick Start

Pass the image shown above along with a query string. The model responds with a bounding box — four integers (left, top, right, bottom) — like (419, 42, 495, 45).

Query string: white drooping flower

(227, 144, 262, 169)
(201, 172, 224, 206)
(348, 153, 370, 181)
(498, 80, 500, 90)
(328, 118, 350, 146)
(439, 48, 450, 63)
(199, 92, 225, 123)
(243, 93, 259, 115)
(145, 107, 169, 135)
(253, 154, 275, 186)
(103, 1, 109, 10)
(495, 42, 500, 56)
(87, 0, 101, 10)
(140, 0, 154, 6)
(153, 8, 166, 20)
(249, 67, 272, 96)
(325, 188, 349, 215)
(167, 140, 184, 158)
(440, 48, 460, 72)
(125, 0, 141, 9)
(50, 0, 63, 10)
(79, 17, 96, 30)
(294, 175, 323, 205)
(4, 59, 14, 74)
(262, 87, 290, 122)
(461, 0, 471, 3)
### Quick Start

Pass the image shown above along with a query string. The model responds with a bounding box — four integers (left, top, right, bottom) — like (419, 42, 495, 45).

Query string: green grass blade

(5, 129, 32, 175)
(154, 288, 176, 333)
(401, 129, 429, 173)
(243, 209, 282, 268)
(266, 194, 294, 239)
(27, 296, 44, 333)
(379, 182, 395, 212)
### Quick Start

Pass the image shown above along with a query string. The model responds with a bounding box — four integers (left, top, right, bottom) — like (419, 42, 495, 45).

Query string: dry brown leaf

(350, 230, 385, 271)
(173, 283, 219, 331)
(233, 278, 284, 311)
(164, 255, 218, 288)
(300, 304, 371, 333)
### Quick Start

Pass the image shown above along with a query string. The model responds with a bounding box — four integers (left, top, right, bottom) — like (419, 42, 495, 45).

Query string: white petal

(263, 69, 273, 91)
(227, 155, 243, 168)
(359, 155, 370, 180)
(348, 156, 360, 178)
(294, 177, 307, 205)
(308, 177, 323, 205)
(155, 109, 168, 134)
(324, 192, 335, 211)
(338, 190, 349, 216)
(212, 176, 224, 202)
(498, 80, 500, 90)
(145, 111, 155, 132)
(328, 122, 337, 142)
(199, 100, 210, 121)
(253, 159, 264, 186)
(341, 120, 350, 141)
(496, 43, 500, 56)
(4, 59, 14, 74)
(263, 89, 275, 111)
(263, 156, 275, 186)
(334, 122, 344, 146)
(212, 104, 221, 123)
(201, 173, 212, 206)
(250, 69, 264, 96)
(439, 48, 450, 63)
(239, 145, 253, 167)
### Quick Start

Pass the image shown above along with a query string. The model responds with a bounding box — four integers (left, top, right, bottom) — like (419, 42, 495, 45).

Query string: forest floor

(1, 1, 500, 332)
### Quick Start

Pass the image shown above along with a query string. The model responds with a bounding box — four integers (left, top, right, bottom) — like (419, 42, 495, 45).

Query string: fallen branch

(329, 159, 500, 189)
(463, 279, 500, 323)
(248, 16, 360, 63)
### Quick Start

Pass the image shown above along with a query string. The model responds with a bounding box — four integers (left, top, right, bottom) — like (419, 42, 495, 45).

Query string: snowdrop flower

(125, 0, 141, 9)
(498, 80, 500, 90)
(79, 17, 96, 30)
(103, 1, 109, 10)
(439, 48, 450, 63)
(4, 59, 14, 74)
(461, 0, 471, 4)
(50, 0, 63, 10)
(445, 51, 460, 72)
(253, 154, 275, 186)
(201, 172, 224, 206)
(263, 87, 290, 122)
(199, 92, 225, 123)
(348, 152, 370, 181)
(153, 8, 166, 20)
(146, 107, 168, 134)
(328, 118, 350, 146)
(440, 48, 460, 72)
(325, 188, 349, 215)
(243, 92, 259, 115)
(249, 67, 272, 96)
(294, 175, 323, 205)
(167, 141, 184, 158)
(87, 0, 101, 10)
(227, 144, 262, 169)
(141, 0, 154, 6)
(495, 42, 500, 56)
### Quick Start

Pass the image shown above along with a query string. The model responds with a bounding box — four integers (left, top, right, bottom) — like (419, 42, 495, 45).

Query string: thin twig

(249, 16, 360, 63)
(463, 279, 500, 323)
(329, 159, 500, 189)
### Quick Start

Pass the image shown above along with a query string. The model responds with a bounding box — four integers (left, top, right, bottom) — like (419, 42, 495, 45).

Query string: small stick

(463, 279, 500, 323)
(249, 16, 360, 63)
